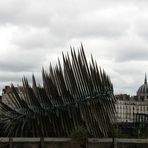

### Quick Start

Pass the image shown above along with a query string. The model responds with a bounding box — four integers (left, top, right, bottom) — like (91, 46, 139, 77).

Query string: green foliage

(110, 123, 130, 138)
(70, 126, 88, 142)
(110, 124, 119, 137)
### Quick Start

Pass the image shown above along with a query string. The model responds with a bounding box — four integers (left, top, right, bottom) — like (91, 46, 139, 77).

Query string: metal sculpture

(0, 45, 116, 137)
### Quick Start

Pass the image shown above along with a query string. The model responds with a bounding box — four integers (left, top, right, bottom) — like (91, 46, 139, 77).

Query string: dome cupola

(137, 74, 148, 100)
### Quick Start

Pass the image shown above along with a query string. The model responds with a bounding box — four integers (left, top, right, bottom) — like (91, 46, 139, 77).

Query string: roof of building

(137, 74, 148, 96)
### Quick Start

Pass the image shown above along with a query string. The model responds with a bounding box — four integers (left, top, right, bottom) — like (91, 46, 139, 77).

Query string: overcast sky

(0, 0, 148, 95)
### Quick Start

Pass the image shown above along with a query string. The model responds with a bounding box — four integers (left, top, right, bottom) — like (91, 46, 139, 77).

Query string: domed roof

(137, 74, 148, 96)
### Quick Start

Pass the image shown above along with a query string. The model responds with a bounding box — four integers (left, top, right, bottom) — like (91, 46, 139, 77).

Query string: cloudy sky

(0, 0, 148, 95)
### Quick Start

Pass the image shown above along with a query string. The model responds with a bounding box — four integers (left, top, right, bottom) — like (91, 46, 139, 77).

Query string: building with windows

(115, 75, 148, 123)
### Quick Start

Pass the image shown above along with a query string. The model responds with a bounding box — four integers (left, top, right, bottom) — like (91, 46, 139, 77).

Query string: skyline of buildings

(1, 74, 148, 124)
(115, 75, 148, 123)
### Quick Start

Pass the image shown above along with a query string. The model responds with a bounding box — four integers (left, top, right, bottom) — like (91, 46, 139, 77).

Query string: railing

(1, 138, 148, 148)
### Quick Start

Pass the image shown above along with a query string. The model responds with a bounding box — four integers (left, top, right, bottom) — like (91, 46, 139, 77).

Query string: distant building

(2, 75, 148, 124)
(1, 85, 24, 108)
(2, 86, 12, 107)
(115, 75, 148, 123)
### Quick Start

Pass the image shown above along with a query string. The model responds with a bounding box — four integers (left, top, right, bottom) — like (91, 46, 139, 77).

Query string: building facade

(1, 85, 24, 108)
(115, 75, 148, 123)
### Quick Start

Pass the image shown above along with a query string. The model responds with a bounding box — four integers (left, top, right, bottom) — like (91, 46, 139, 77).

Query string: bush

(70, 126, 88, 143)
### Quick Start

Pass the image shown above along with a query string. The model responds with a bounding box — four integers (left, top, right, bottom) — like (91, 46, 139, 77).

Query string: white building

(115, 75, 148, 123)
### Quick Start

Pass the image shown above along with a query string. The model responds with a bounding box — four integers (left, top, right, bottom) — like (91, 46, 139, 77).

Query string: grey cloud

(116, 50, 148, 61)
(114, 37, 148, 62)
(110, 61, 148, 95)
(1, 0, 148, 95)
(0, 48, 47, 72)
(135, 19, 148, 38)
(0, 0, 53, 27)
(11, 26, 67, 50)
(0, 61, 37, 72)
(0, 0, 132, 38)
(12, 27, 51, 49)
(0, 71, 42, 90)
(49, 7, 132, 40)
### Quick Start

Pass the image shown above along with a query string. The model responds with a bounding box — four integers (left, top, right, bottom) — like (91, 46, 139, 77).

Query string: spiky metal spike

(0, 45, 115, 137)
